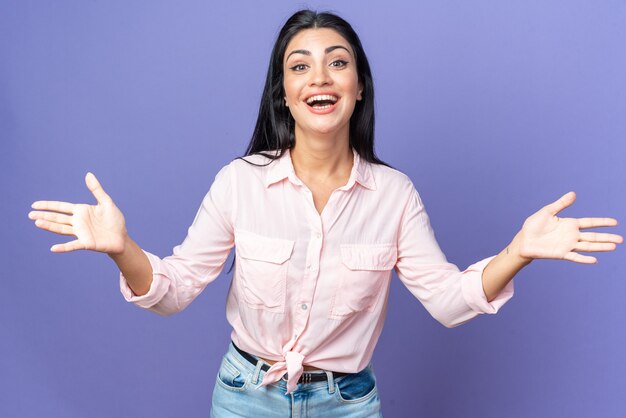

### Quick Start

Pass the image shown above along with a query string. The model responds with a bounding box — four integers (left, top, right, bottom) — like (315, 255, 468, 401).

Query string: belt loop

(325, 371, 335, 394)
(251, 359, 263, 385)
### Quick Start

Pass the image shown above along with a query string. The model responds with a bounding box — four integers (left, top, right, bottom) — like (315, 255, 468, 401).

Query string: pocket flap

(340, 244, 397, 271)
(235, 230, 295, 264)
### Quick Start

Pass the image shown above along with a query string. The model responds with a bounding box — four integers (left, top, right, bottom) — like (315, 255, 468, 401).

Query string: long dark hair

(243, 9, 387, 166)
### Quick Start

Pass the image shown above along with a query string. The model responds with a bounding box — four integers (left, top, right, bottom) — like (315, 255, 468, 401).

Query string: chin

(309, 120, 350, 136)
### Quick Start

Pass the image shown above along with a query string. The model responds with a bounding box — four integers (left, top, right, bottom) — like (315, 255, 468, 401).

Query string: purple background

(2, 1, 625, 417)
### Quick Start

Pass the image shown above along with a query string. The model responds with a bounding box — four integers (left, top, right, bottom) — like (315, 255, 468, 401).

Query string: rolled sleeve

(461, 256, 514, 314)
(119, 251, 171, 309)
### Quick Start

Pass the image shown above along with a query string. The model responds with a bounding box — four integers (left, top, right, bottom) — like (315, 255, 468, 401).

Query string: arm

(481, 192, 623, 302)
(394, 185, 514, 328)
(30, 167, 236, 313)
(118, 164, 235, 315)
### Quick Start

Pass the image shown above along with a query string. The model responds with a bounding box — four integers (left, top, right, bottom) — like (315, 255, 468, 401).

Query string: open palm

(29, 173, 127, 254)
(518, 192, 622, 264)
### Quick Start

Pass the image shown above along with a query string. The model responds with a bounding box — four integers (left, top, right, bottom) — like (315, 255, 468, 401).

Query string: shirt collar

(264, 148, 376, 191)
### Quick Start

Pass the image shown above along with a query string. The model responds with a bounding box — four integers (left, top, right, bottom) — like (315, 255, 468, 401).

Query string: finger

(579, 232, 624, 244)
(34, 219, 75, 236)
(31, 200, 76, 214)
(51, 239, 85, 253)
(578, 217, 619, 229)
(563, 252, 597, 264)
(28, 210, 73, 226)
(85, 172, 112, 205)
(573, 242, 617, 252)
(543, 192, 576, 216)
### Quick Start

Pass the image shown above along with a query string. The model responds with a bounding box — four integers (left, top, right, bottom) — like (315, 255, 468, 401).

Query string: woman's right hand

(29, 172, 128, 254)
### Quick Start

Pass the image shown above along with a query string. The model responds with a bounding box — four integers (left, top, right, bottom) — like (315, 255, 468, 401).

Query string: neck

(290, 125, 352, 181)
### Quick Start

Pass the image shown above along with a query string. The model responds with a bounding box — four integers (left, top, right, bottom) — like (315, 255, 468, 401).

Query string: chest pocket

(330, 244, 397, 317)
(235, 230, 295, 313)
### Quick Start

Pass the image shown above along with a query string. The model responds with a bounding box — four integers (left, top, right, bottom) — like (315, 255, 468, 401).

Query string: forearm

(108, 235, 153, 297)
(482, 232, 532, 302)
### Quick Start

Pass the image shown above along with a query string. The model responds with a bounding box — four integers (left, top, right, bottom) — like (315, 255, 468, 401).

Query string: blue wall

(1, 1, 625, 417)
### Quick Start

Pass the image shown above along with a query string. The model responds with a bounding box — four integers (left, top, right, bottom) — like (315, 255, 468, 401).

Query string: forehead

(284, 28, 352, 58)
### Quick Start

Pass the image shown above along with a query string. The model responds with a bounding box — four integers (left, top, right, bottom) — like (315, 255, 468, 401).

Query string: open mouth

(305, 94, 338, 110)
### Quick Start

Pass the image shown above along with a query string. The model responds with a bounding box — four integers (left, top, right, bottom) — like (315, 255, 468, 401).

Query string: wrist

(107, 232, 132, 259)
(507, 232, 533, 266)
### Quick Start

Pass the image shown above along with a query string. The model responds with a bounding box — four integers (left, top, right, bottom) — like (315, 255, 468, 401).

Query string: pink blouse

(120, 149, 514, 394)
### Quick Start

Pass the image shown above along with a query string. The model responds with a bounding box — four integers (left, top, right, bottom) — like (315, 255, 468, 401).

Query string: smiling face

(283, 28, 362, 141)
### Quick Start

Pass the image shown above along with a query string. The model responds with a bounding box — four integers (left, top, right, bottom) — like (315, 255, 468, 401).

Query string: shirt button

(306, 264, 311, 270)
(301, 303, 308, 310)
(316, 233, 322, 239)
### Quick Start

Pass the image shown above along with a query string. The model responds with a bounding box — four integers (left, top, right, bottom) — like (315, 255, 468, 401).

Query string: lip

(306, 100, 338, 115)
(303, 91, 340, 102)
(303, 91, 340, 115)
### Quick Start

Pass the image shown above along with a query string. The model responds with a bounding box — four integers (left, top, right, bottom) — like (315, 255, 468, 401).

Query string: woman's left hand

(516, 192, 623, 264)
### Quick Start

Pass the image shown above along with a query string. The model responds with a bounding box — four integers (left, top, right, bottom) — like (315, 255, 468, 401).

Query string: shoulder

(369, 162, 416, 195)
(366, 161, 428, 213)
(226, 151, 281, 170)
(216, 151, 282, 187)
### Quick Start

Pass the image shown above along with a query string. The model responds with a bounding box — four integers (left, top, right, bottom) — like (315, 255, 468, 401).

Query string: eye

(289, 64, 308, 72)
(330, 60, 348, 68)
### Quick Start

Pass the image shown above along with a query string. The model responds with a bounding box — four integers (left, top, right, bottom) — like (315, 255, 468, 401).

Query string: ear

(357, 83, 363, 101)
(284, 97, 289, 107)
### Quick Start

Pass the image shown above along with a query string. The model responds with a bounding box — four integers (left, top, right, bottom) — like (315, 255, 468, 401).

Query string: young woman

(28, 10, 622, 418)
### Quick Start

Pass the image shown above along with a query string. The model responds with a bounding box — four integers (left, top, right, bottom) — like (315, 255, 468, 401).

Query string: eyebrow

(286, 45, 352, 61)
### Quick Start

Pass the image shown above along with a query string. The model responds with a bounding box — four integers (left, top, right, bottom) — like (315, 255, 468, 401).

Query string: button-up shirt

(120, 149, 514, 394)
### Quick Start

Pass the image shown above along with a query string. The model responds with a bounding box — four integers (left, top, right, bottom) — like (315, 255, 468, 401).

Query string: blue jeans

(210, 342, 382, 417)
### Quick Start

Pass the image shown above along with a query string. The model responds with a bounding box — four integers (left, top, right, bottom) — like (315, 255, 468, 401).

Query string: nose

(308, 64, 332, 87)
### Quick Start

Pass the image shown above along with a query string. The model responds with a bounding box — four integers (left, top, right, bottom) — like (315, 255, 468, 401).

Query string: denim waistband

(225, 342, 347, 392)
(231, 341, 351, 383)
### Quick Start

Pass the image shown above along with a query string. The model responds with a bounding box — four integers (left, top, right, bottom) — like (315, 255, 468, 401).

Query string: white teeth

(306, 94, 338, 105)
